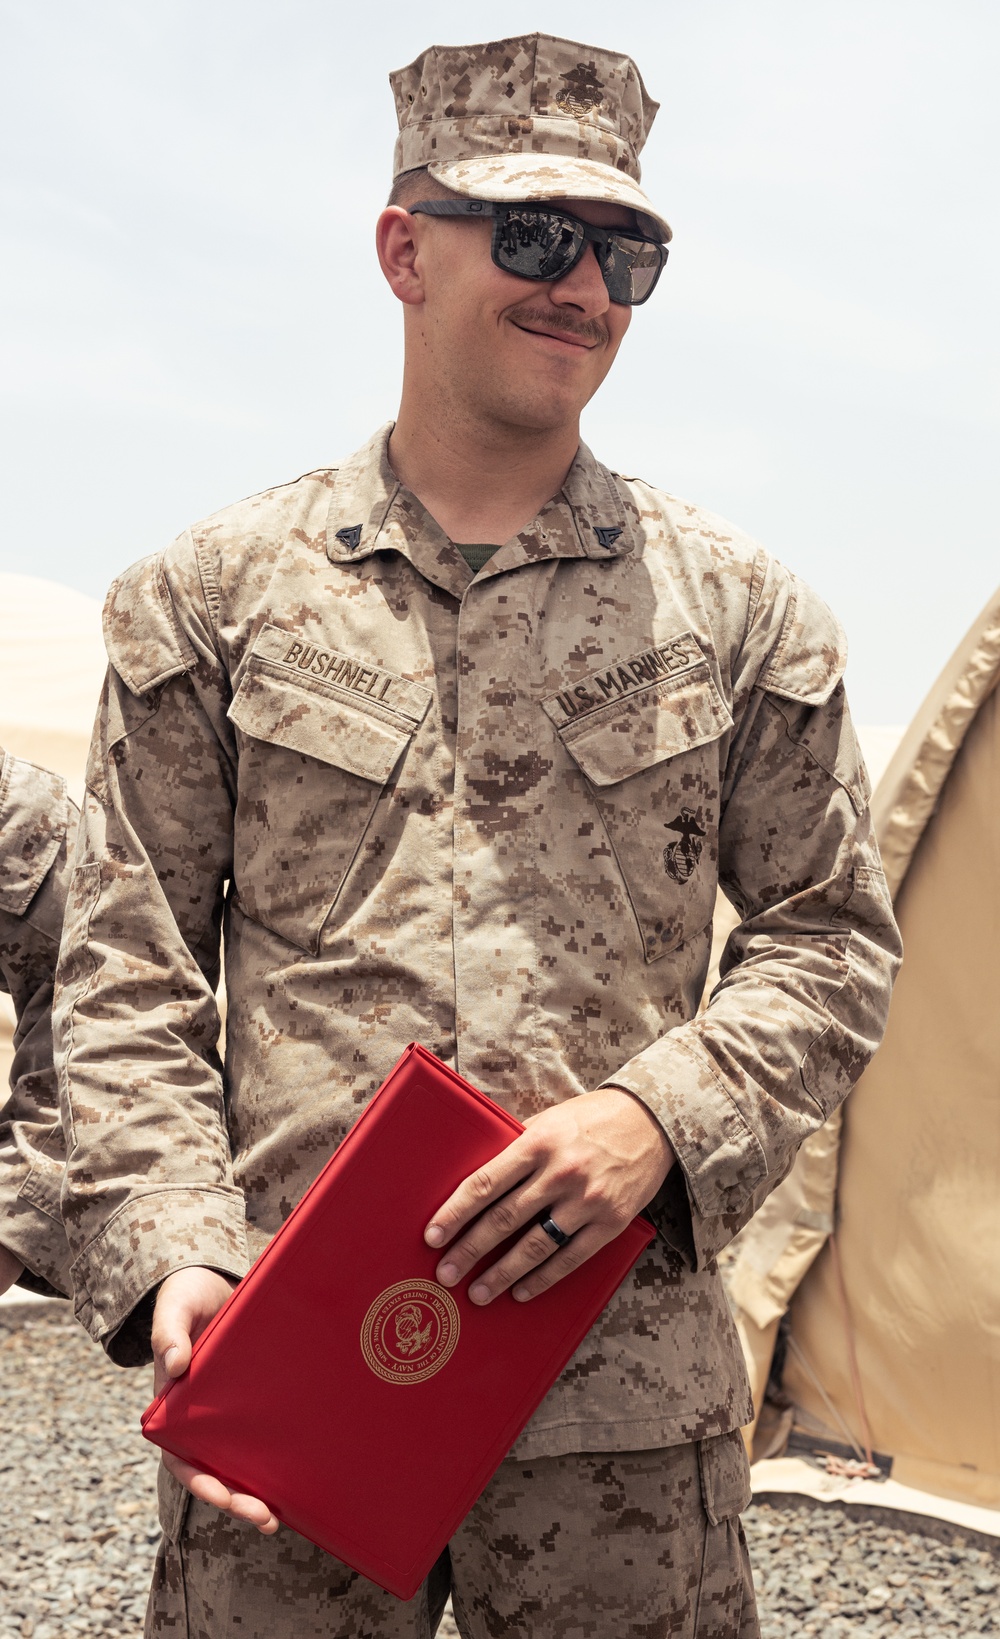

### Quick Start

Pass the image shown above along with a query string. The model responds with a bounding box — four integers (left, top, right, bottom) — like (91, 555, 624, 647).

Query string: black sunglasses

(408, 199, 668, 307)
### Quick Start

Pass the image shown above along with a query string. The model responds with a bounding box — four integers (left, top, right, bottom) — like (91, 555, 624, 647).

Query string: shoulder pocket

(103, 554, 196, 697)
(760, 573, 847, 708)
(227, 625, 431, 952)
(0, 754, 69, 916)
(543, 648, 732, 962)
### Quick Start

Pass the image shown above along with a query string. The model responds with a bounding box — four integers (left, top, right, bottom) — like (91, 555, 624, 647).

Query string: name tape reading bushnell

(548, 634, 703, 721)
(245, 624, 434, 729)
(282, 639, 397, 702)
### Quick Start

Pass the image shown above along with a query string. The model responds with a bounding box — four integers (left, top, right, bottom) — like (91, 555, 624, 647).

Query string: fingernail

(425, 1224, 445, 1247)
(163, 1346, 179, 1373)
(438, 1262, 459, 1286)
(469, 1283, 491, 1305)
(513, 1286, 531, 1302)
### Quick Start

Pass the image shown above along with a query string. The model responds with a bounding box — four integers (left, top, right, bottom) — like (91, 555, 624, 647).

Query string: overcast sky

(2, 0, 997, 722)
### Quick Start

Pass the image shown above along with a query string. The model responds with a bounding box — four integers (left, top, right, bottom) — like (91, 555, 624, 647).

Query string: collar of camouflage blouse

(324, 424, 636, 591)
(389, 33, 672, 246)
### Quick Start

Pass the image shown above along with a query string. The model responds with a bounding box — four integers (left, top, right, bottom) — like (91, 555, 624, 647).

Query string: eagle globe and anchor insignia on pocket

(360, 1280, 461, 1386)
(663, 806, 706, 884)
(541, 634, 733, 961)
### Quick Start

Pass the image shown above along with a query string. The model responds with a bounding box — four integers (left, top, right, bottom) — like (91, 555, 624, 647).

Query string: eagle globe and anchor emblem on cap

(360, 1280, 460, 1385)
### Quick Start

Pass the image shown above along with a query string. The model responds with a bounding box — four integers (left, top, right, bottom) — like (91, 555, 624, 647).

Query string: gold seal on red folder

(361, 1280, 460, 1385)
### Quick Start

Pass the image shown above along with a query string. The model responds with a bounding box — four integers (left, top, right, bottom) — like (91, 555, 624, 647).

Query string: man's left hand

(424, 1088, 674, 1304)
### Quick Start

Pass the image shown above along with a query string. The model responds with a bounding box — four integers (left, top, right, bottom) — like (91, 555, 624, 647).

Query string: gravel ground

(2, 1302, 996, 1637)
(745, 1500, 998, 1635)
(1, 1305, 159, 1638)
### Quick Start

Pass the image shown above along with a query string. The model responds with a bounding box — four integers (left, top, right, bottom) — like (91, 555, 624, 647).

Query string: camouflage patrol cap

(390, 33, 671, 243)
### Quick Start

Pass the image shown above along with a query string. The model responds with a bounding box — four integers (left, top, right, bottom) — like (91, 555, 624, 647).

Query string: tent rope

(785, 1334, 866, 1461)
(829, 1231, 876, 1469)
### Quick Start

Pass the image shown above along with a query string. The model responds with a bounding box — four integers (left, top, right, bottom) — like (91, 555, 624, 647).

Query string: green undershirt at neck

(453, 542, 503, 575)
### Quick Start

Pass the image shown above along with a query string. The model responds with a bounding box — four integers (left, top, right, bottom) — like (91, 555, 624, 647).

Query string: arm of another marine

(0, 750, 78, 1297)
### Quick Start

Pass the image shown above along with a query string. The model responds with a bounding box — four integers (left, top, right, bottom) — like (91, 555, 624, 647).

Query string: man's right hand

(151, 1266, 279, 1534)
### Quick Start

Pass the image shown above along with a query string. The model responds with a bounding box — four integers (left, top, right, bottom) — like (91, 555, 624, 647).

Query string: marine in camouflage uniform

(0, 748, 77, 1298)
(54, 33, 901, 1639)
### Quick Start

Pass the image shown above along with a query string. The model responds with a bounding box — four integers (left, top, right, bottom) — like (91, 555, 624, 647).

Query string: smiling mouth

(512, 322, 596, 350)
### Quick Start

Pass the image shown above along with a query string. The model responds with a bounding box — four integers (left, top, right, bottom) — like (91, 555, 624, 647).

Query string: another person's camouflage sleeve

(54, 558, 247, 1359)
(0, 750, 78, 1297)
(602, 559, 902, 1268)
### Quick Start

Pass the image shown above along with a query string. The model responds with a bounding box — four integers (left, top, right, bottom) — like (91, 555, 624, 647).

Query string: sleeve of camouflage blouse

(54, 542, 249, 1363)
(603, 560, 902, 1270)
(0, 753, 77, 1298)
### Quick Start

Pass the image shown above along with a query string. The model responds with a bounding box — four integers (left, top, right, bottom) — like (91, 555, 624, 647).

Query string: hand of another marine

(0, 1241, 24, 1296)
(152, 1266, 280, 1534)
(424, 1088, 674, 1304)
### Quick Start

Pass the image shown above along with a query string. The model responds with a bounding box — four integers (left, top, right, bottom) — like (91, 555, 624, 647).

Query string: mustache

(508, 305, 609, 347)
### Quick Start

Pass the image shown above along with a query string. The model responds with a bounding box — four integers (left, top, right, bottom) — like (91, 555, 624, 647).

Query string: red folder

(141, 1044, 655, 1598)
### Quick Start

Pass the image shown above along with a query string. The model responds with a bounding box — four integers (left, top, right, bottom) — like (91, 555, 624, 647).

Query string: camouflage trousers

(147, 1431, 759, 1638)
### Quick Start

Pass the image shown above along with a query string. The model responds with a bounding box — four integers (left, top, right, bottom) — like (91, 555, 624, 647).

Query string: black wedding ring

(539, 1214, 570, 1248)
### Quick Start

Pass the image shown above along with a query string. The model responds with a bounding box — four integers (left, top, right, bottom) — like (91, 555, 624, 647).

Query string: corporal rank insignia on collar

(592, 524, 623, 551)
(335, 524, 363, 551)
(663, 808, 706, 884)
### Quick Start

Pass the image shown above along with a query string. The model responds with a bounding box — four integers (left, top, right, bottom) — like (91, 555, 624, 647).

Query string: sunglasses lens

(494, 209, 586, 281)
(600, 237, 664, 305)
(491, 207, 665, 305)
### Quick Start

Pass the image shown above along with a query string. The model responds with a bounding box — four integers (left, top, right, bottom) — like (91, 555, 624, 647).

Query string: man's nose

(549, 242, 610, 315)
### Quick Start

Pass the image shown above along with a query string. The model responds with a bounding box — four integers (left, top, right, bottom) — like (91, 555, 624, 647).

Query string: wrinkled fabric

(391, 33, 671, 242)
(55, 425, 900, 1458)
(392, 33, 656, 182)
(0, 749, 77, 1296)
(146, 1432, 758, 1638)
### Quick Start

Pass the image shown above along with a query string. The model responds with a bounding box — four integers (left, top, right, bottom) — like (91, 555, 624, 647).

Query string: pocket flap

(229, 664, 417, 784)
(760, 574, 847, 707)
(103, 553, 196, 697)
(0, 754, 70, 916)
(698, 1430, 752, 1526)
(545, 666, 733, 788)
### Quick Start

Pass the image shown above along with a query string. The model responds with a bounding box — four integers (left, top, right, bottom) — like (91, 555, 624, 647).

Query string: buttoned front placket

(322, 426, 642, 1114)
(446, 486, 637, 1115)
(322, 427, 638, 1116)
(451, 527, 548, 1109)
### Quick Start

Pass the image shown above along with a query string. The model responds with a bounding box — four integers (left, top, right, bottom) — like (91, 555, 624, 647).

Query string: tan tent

(724, 588, 1000, 1513)
(0, 573, 106, 798)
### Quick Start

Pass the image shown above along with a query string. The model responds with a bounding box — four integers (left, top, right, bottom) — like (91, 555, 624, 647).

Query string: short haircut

(386, 167, 454, 208)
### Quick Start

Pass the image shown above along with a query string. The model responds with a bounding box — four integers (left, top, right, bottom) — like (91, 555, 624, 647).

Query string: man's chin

(488, 387, 591, 437)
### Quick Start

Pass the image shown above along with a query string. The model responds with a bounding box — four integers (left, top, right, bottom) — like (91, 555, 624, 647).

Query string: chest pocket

(543, 653, 733, 963)
(228, 627, 432, 953)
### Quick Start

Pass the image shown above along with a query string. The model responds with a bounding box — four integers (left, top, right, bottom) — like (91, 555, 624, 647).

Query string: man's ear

(376, 207, 426, 307)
